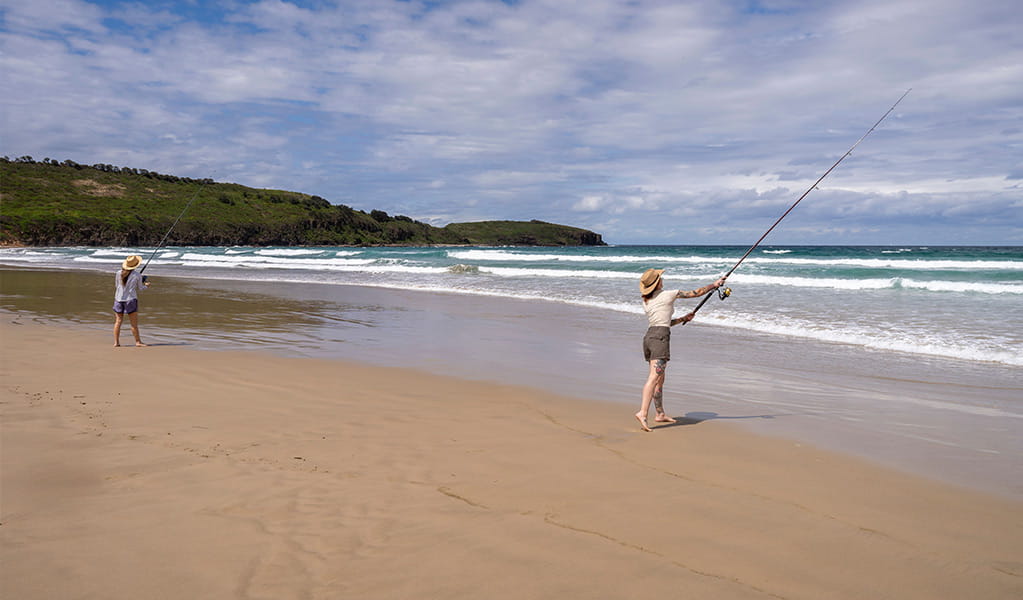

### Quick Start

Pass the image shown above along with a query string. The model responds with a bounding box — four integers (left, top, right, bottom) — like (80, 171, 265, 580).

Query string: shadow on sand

(653, 411, 778, 430)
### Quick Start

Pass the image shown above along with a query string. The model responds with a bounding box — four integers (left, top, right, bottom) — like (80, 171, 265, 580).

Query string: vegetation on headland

(0, 157, 605, 247)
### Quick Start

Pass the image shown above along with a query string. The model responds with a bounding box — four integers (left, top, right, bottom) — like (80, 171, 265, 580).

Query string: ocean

(2, 244, 1020, 366)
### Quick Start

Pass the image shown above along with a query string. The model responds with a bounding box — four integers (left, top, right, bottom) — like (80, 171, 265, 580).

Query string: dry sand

(2, 318, 1021, 599)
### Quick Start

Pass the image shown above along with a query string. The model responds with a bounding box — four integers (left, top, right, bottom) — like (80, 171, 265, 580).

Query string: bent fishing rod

(140, 175, 214, 277)
(684, 89, 911, 320)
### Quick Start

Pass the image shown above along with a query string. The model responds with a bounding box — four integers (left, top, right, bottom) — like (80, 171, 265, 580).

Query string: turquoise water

(2, 245, 1021, 366)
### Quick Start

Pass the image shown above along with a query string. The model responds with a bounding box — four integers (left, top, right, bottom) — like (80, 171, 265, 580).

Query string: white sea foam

(742, 256, 1023, 270)
(89, 249, 137, 257)
(481, 266, 638, 279)
(72, 255, 124, 264)
(254, 248, 325, 257)
(899, 279, 1023, 294)
(447, 249, 686, 263)
(0, 249, 70, 262)
(702, 312, 1023, 367)
(447, 249, 1023, 271)
(177, 252, 389, 270)
(729, 273, 1023, 294)
(731, 273, 897, 290)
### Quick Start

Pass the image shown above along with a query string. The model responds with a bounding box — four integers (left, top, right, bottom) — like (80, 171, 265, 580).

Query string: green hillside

(0, 157, 605, 247)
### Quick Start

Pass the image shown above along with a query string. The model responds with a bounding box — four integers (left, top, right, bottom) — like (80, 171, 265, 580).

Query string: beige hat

(639, 268, 664, 295)
(122, 255, 142, 270)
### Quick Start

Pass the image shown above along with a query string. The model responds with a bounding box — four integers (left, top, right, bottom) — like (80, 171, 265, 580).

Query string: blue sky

(2, 0, 1020, 245)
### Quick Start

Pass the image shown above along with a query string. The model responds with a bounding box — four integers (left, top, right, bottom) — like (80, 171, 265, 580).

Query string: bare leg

(654, 386, 676, 423)
(113, 312, 124, 346)
(636, 359, 666, 431)
(127, 311, 147, 347)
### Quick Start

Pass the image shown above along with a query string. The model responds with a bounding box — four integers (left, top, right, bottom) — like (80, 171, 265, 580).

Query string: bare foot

(135, 342, 148, 347)
(114, 343, 121, 347)
(634, 413, 652, 432)
(654, 414, 677, 423)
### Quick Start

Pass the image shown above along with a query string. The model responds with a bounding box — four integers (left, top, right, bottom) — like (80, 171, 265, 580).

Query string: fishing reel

(718, 286, 731, 300)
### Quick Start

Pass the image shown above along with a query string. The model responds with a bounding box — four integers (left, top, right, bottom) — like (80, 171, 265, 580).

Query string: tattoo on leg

(653, 389, 664, 411)
(654, 359, 666, 375)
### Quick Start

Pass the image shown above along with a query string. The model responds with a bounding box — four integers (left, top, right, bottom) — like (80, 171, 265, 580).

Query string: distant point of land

(0, 157, 605, 247)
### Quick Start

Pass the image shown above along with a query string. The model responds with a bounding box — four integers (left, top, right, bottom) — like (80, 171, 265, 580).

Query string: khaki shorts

(642, 326, 671, 362)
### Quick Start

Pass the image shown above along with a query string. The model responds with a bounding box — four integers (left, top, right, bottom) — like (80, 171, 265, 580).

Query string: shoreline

(3, 318, 1022, 599)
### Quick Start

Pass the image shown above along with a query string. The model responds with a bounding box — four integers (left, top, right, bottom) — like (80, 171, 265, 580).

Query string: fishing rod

(686, 89, 911, 319)
(140, 175, 214, 278)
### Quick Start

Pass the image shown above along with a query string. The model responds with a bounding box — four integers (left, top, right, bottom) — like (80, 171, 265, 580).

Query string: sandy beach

(2, 312, 1021, 598)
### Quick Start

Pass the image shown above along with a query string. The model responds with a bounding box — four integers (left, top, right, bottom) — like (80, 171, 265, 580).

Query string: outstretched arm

(677, 277, 727, 299)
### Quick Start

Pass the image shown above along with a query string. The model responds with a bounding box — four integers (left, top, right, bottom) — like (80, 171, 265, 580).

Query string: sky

(2, 0, 1021, 245)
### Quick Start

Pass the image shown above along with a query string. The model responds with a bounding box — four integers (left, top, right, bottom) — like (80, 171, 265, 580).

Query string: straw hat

(639, 268, 664, 295)
(122, 255, 142, 270)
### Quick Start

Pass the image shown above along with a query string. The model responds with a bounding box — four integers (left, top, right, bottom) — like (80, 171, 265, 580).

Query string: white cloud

(1, 0, 1021, 243)
(573, 195, 609, 212)
(2, 0, 106, 34)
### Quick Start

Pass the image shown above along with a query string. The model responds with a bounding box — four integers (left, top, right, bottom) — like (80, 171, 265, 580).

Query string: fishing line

(140, 174, 215, 277)
(685, 89, 911, 320)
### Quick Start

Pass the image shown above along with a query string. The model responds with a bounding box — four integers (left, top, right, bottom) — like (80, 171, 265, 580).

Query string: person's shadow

(654, 411, 777, 429)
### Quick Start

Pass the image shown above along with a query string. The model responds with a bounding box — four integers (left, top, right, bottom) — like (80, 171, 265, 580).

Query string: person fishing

(630, 92, 910, 432)
(113, 255, 151, 347)
(109, 175, 210, 347)
(635, 269, 726, 432)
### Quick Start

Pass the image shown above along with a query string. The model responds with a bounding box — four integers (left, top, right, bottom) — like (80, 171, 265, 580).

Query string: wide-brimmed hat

(122, 255, 142, 270)
(639, 268, 664, 295)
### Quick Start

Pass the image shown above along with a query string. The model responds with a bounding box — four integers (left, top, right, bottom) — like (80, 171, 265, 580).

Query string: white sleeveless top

(643, 289, 679, 328)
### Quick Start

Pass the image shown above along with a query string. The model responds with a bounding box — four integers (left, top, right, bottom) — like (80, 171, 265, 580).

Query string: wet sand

(2, 268, 1023, 599)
